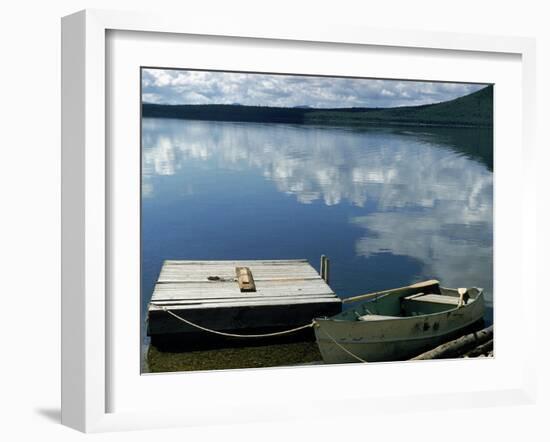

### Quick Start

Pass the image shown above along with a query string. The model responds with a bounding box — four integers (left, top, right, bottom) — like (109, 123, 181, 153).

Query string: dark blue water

(141, 118, 493, 343)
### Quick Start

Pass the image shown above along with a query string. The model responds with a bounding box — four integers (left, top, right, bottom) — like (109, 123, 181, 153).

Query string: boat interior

(335, 286, 482, 321)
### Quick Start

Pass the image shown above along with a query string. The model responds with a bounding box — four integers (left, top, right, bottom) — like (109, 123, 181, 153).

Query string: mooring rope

(153, 304, 315, 338)
(152, 304, 369, 362)
(316, 326, 368, 363)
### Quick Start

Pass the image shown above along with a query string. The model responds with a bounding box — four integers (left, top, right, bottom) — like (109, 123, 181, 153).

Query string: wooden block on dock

(147, 259, 342, 338)
(236, 266, 256, 292)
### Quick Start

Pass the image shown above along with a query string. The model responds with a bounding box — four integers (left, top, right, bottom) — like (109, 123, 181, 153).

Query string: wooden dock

(147, 259, 342, 346)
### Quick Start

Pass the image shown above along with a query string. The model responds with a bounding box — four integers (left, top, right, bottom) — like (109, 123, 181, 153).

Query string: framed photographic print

(140, 67, 493, 373)
(61, 9, 537, 433)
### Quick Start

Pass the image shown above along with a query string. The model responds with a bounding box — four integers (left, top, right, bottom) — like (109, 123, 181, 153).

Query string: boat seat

(357, 314, 398, 321)
(403, 293, 462, 305)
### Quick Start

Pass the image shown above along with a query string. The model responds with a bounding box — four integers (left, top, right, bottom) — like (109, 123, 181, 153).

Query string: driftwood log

(411, 325, 493, 360)
(463, 339, 493, 357)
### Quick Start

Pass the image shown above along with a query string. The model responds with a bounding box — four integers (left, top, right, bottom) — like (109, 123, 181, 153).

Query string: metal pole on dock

(324, 257, 330, 285)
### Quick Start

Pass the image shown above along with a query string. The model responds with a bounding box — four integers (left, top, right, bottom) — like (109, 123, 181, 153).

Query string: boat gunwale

(315, 287, 484, 323)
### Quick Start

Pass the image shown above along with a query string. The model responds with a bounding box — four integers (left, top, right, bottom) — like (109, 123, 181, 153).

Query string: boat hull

(314, 291, 485, 363)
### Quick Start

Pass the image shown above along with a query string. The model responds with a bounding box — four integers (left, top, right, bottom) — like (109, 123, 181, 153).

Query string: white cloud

(142, 68, 487, 108)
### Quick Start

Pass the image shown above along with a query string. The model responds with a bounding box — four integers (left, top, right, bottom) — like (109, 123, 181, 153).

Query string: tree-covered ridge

(142, 85, 493, 128)
(305, 85, 492, 127)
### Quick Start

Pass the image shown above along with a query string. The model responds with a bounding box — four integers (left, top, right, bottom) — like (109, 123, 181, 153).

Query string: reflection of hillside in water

(394, 126, 493, 171)
(142, 118, 493, 302)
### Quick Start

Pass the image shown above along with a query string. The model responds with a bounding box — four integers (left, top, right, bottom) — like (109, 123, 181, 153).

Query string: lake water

(141, 118, 493, 355)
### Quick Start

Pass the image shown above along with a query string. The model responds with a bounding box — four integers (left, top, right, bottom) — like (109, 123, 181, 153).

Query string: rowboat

(313, 280, 485, 363)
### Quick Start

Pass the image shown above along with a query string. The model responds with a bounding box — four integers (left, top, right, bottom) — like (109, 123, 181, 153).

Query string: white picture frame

(61, 9, 537, 433)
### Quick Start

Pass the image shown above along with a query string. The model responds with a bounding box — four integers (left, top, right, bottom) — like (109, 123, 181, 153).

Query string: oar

(342, 279, 440, 304)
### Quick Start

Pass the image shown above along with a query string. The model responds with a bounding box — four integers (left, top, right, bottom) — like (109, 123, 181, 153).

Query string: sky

(142, 68, 487, 109)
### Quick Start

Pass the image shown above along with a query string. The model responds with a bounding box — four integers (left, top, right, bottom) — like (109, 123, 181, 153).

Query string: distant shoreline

(142, 86, 493, 129)
(141, 114, 491, 130)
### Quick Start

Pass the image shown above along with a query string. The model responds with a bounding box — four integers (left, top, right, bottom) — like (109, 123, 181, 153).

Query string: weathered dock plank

(147, 259, 342, 343)
(157, 266, 320, 282)
(152, 281, 336, 299)
(149, 297, 341, 309)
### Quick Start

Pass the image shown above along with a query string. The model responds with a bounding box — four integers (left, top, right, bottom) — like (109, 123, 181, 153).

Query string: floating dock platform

(147, 259, 342, 346)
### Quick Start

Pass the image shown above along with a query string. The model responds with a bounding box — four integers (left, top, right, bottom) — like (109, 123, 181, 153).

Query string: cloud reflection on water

(142, 118, 493, 302)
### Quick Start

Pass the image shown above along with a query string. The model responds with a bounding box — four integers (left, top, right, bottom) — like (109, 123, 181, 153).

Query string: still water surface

(141, 118, 493, 349)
